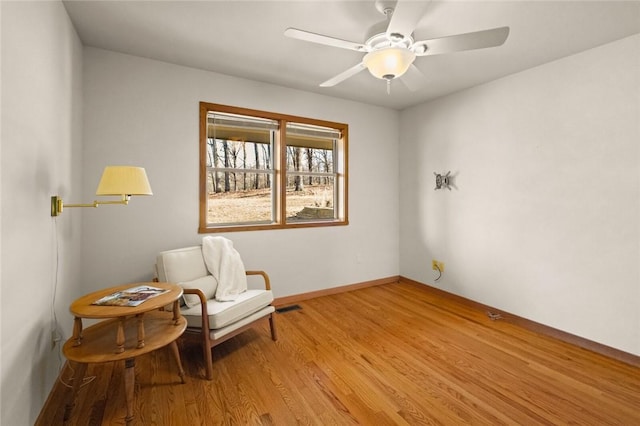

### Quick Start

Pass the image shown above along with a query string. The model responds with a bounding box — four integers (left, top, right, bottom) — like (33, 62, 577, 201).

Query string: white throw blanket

(202, 236, 247, 301)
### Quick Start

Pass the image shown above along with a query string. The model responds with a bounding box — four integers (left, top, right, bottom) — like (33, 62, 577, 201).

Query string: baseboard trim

(273, 275, 400, 307)
(400, 276, 640, 368)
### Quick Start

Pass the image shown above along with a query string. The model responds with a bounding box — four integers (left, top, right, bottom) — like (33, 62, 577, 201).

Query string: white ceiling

(63, 0, 640, 110)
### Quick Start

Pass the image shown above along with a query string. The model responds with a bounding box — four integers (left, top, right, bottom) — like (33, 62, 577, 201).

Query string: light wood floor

(39, 281, 640, 425)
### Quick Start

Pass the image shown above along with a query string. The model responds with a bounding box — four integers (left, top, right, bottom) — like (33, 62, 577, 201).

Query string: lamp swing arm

(65, 195, 131, 211)
(51, 195, 132, 216)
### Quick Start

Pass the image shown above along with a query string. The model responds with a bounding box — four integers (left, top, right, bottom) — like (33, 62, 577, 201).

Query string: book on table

(92, 285, 169, 307)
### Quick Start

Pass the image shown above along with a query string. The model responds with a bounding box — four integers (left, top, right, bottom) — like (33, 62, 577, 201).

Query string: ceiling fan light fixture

(363, 47, 416, 81)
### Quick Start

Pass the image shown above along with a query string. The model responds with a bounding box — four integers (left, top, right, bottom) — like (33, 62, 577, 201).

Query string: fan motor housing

(365, 31, 413, 50)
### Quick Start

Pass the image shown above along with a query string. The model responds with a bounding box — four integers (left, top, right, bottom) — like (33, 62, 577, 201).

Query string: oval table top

(69, 282, 182, 319)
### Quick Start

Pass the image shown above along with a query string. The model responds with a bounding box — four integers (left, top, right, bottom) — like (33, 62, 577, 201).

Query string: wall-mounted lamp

(51, 166, 152, 216)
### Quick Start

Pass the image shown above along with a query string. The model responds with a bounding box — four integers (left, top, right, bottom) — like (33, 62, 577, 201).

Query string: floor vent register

(276, 304, 302, 314)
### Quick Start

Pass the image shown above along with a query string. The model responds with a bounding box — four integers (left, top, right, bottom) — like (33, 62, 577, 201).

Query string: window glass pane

(207, 177, 274, 225)
(206, 139, 273, 171)
(285, 122, 337, 222)
(286, 122, 341, 145)
(286, 176, 335, 222)
(206, 111, 276, 225)
(285, 146, 334, 173)
(207, 112, 275, 170)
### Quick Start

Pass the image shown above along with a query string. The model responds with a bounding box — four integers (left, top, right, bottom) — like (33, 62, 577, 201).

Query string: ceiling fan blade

(386, 0, 432, 41)
(414, 26, 510, 57)
(285, 28, 365, 52)
(320, 62, 367, 87)
(400, 64, 426, 92)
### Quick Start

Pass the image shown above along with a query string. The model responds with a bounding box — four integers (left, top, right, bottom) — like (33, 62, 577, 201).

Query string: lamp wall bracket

(434, 171, 452, 190)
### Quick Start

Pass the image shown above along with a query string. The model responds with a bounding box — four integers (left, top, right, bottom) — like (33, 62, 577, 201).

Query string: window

(200, 102, 348, 232)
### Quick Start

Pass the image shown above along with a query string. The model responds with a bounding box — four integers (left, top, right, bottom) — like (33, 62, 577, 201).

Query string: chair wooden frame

(181, 270, 277, 380)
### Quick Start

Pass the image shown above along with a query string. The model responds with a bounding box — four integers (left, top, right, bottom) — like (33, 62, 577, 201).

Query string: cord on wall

(434, 264, 442, 282)
(52, 217, 96, 387)
(51, 218, 62, 349)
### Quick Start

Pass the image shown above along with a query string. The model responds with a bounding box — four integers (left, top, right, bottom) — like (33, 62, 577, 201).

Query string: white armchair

(156, 245, 277, 380)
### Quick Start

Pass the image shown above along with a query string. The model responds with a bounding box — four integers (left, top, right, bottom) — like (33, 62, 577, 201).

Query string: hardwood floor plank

(38, 281, 640, 425)
(376, 282, 624, 421)
(310, 289, 536, 424)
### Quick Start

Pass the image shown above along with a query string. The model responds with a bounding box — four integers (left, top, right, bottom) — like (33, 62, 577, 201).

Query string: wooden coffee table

(62, 282, 187, 424)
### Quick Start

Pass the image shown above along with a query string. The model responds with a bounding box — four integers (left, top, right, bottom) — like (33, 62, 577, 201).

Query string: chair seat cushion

(180, 289, 274, 329)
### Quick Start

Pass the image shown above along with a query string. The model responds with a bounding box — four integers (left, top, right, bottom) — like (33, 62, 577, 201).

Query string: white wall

(1, 1, 84, 424)
(80, 48, 400, 299)
(400, 34, 640, 355)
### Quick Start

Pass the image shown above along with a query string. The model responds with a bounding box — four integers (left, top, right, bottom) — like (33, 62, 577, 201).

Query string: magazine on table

(92, 285, 169, 307)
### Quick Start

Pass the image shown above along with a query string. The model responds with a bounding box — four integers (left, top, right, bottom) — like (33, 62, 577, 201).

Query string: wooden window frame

(199, 102, 348, 233)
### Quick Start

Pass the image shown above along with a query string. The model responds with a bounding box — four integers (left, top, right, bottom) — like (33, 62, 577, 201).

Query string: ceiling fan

(284, 0, 509, 93)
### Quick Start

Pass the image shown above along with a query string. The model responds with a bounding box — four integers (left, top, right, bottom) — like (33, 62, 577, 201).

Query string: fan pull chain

(386, 79, 391, 95)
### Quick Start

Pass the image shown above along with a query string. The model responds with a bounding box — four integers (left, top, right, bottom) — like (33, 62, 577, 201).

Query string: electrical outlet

(432, 260, 445, 272)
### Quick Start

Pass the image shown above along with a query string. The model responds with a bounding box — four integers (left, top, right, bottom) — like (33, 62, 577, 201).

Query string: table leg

(72, 317, 83, 346)
(169, 340, 186, 384)
(116, 317, 125, 353)
(63, 361, 88, 421)
(136, 314, 145, 348)
(172, 300, 180, 325)
(124, 358, 135, 424)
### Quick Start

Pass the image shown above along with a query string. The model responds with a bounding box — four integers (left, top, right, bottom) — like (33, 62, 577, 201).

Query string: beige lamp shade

(363, 47, 416, 80)
(95, 166, 153, 196)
